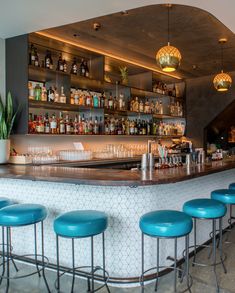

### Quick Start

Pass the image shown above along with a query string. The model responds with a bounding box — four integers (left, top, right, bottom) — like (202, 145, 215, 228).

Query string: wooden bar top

(0, 159, 235, 186)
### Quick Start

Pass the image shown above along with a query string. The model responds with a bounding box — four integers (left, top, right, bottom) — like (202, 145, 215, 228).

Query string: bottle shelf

(29, 65, 183, 100)
(29, 100, 185, 119)
(26, 133, 183, 138)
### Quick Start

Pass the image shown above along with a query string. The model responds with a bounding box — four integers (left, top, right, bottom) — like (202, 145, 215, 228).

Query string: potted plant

(119, 66, 129, 85)
(0, 92, 18, 164)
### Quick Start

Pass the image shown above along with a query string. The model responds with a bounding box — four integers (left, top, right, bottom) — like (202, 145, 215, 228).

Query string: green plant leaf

(6, 92, 13, 126)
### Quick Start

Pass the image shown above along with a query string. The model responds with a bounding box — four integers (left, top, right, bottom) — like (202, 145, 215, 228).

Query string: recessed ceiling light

(73, 33, 80, 37)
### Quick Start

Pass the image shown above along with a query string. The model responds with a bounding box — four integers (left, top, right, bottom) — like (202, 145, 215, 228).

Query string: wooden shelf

(29, 100, 185, 119)
(26, 133, 183, 138)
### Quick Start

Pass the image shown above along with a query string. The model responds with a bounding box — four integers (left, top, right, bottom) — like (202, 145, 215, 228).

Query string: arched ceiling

(39, 4, 235, 79)
(0, 0, 235, 39)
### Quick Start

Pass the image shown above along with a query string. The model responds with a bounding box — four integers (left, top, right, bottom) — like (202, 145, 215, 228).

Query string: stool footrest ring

(54, 265, 109, 293)
(140, 265, 193, 293)
(182, 245, 226, 267)
(0, 254, 49, 280)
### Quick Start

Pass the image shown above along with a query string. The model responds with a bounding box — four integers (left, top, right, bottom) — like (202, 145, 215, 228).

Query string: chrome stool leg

(193, 219, 197, 266)
(0, 227, 6, 286)
(71, 238, 75, 293)
(102, 232, 110, 293)
(154, 238, 160, 292)
(174, 238, 177, 292)
(141, 233, 144, 293)
(219, 218, 227, 273)
(41, 221, 51, 292)
(56, 235, 60, 293)
(9, 228, 19, 273)
(34, 223, 41, 277)
(6, 227, 10, 293)
(212, 219, 219, 292)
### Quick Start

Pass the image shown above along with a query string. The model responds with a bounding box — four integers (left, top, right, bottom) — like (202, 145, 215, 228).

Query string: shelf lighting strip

(36, 31, 182, 80)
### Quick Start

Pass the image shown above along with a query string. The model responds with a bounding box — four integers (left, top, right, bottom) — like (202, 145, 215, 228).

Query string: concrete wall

(0, 38, 5, 99)
(186, 72, 235, 147)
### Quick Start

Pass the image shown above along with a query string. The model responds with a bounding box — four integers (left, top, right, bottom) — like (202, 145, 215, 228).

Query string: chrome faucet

(147, 140, 155, 154)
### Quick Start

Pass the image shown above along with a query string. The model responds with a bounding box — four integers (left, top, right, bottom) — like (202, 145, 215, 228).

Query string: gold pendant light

(213, 39, 232, 92)
(156, 4, 182, 72)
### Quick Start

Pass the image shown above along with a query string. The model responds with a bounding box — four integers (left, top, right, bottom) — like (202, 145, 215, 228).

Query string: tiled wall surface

(0, 169, 234, 286)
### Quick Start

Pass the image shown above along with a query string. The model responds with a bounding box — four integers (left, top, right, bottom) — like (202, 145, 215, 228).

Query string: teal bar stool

(139, 210, 193, 293)
(54, 210, 110, 293)
(183, 198, 227, 292)
(0, 198, 19, 283)
(211, 189, 235, 242)
(0, 203, 51, 293)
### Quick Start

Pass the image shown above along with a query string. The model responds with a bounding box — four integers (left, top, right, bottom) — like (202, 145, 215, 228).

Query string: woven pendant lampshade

(213, 38, 232, 92)
(156, 4, 182, 72)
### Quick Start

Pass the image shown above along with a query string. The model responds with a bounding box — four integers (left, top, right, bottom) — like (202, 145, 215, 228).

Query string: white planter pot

(0, 139, 10, 164)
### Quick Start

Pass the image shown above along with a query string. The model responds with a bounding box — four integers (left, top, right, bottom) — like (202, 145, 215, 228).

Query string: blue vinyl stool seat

(211, 188, 235, 245)
(0, 198, 13, 209)
(229, 183, 235, 190)
(139, 210, 193, 292)
(0, 204, 47, 227)
(139, 210, 193, 238)
(54, 210, 110, 293)
(0, 203, 50, 293)
(183, 198, 226, 219)
(54, 210, 107, 238)
(183, 198, 227, 292)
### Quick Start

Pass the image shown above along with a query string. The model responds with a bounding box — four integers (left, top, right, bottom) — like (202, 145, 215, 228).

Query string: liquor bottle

(117, 119, 123, 135)
(50, 113, 57, 134)
(78, 114, 83, 134)
(34, 84, 42, 101)
(71, 57, 78, 75)
(84, 60, 89, 77)
(29, 44, 36, 66)
(132, 97, 139, 112)
(139, 100, 144, 113)
(93, 93, 99, 108)
(100, 92, 105, 108)
(65, 114, 71, 134)
(113, 96, 118, 110)
(41, 86, 47, 102)
(74, 115, 79, 135)
(47, 87, 55, 102)
(45, 50, 53, 70)
(150, 101, 155, 113)
(57, 54, 64, 71)
(86, 92, 92, 107)
(28, 82, 34, 100)
(104, 118, 110, 134)
(74, 90, 79, 105)
(110, 118, 115, 135)
(172, 84, 176, 97)
(44, 113, 50, 134)
(130, 120, 135, 135)
(125, 119, 130, 135)
(60, 86, 67, 104)
(70, 119, 74, 134)
(70, 89, 75, 105)
(99, 117, 104, 134)
(28, 113, 34, 133)
(63, 59, 67, 73)
(118, 93, 124, 110)
(88, 117, 93, 135)
(137, 120, 142, 135)
(108, 93, 114, 110)
(59, 112, 65, 134)
(159, 100, 163, 115)
(54, 87, 60, 103)
(93, 117, 99, 134)
(79, 59, 86, 76)
(104, 93, 108, 109)
(144, 99, 150, 113)
(34, 48, 39, 67)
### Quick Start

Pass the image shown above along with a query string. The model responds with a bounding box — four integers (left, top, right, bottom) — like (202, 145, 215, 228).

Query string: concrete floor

(1, 230, 235, 293)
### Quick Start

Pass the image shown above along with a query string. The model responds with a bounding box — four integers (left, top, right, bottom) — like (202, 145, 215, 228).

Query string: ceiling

(41, 4, 235, 79)
(1, 0, 235, 39)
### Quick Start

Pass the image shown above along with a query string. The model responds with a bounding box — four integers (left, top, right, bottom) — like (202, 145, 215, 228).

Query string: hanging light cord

(221, 42, 224, 72)
(167, 4, 170, 45)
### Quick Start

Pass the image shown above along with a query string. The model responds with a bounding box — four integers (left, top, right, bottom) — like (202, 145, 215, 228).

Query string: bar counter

(0, 158, 235, 186)
(0, 159, 234, 285)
